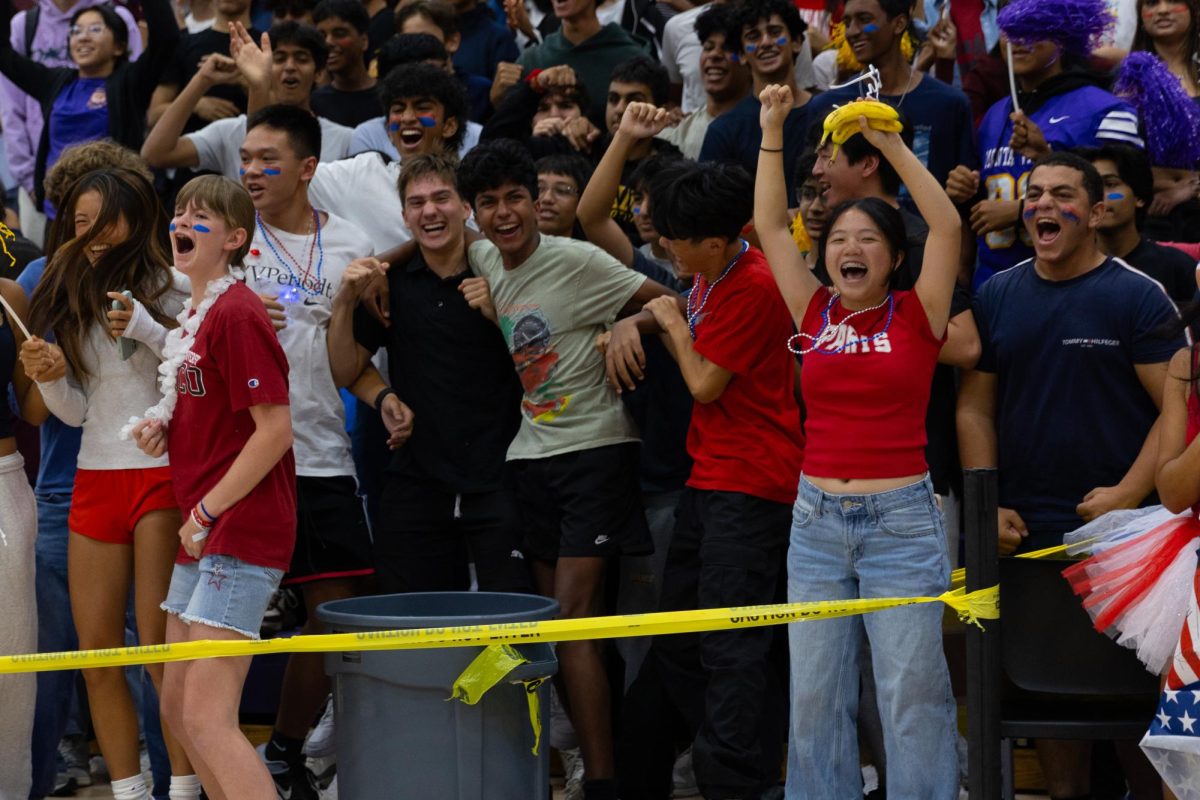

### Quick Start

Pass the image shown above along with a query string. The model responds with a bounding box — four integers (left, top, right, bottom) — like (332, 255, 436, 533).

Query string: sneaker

(257, 743, 318, 800)
(317, 775, 338, 800)
(48, 774, 77, 797)
(303, 699, 335, 759)
(261, 588, 304, 637)
(559, 747, 585, 800)
(672, 747, 698, 797)
(59, 735, 92, 787)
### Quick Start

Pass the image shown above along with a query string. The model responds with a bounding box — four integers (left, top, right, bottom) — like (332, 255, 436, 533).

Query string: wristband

(191, 530, 209, 543)
(759, 146, 783, 152)
(190, 506, 214, 530)
(198, 500, 218, 523)
(374, 387, 398, 412)
(524, 68, 544, 93)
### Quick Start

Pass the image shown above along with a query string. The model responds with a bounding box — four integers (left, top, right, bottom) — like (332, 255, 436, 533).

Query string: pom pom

(1114, 52, 1200, 169)
(997, 0, 1113, 57)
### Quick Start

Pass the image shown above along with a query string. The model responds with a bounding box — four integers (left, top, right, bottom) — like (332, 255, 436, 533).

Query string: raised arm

(0, 0, 57, 103)
(1, 280, 49, 425)
(857, 118, 961, 337)
(753, 85, 822, 327)
(141, 55, 241, 169)
(578, 102, 671, 268)
(230, 23, 274, 115)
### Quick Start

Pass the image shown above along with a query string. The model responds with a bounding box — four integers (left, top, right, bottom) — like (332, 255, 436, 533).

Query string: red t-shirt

(169, 282, 297, 570)
(687, 247, 805, 504)
(799, 287, 944, 480)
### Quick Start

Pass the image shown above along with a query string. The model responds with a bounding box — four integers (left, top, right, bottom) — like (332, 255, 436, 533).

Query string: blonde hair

(174, 175, 256, 267)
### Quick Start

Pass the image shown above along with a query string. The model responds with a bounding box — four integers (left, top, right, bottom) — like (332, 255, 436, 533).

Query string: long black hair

(29, 169, 173, 378)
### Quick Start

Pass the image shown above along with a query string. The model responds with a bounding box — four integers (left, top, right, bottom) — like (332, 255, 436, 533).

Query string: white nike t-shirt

(241, 211, 372, 477)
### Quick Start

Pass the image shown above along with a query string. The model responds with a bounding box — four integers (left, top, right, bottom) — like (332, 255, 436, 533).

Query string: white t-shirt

(656, 104, 713, 159)
(662, 4, 708, 114)
(186, 115, 354, 180)
(241, 212, 372, 477)
(308, 152, 411, 253)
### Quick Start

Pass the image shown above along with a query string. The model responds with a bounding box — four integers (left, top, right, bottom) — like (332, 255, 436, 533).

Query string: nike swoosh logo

(1049, 115, 1069, 124)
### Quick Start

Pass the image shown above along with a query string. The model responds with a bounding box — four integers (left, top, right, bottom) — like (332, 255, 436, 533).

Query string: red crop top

(799, 287, 945, 479)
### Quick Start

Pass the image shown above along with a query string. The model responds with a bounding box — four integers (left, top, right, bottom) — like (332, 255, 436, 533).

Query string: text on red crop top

(799, 287, 945, 479)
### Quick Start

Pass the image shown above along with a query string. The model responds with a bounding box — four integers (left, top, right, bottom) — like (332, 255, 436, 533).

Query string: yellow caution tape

(949, 540, 1081, 589)
(0, 587, 999, 675)
(450, 644, 544, 755)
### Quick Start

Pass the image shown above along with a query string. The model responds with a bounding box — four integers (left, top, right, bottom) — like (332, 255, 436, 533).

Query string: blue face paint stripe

(193, 224, 211, 234)
(775, 36, 788, 45)
(239, 168, 246, 176)
(744, 43, 758, 53)
(863, 23, 879, 33)
(388, 122, 401, 131)
(169, 222, 176, 232)
(263, 168, 282, 176)
(417, 116, 437, 128)
(1106, 192, 1125, 201)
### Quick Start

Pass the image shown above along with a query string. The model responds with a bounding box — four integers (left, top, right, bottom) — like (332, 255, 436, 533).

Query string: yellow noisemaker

(819, 99, 903, 161)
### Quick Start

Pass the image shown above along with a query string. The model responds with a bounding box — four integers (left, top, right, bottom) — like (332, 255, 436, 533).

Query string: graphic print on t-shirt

(500, 304, 570, 422)
(177, 352, 206, 397)
(823, 323, 893, 354)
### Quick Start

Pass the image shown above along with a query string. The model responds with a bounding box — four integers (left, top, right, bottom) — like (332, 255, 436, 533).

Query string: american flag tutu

(1061, 507, 1200, 676)
(1141, 566, 1200, 798)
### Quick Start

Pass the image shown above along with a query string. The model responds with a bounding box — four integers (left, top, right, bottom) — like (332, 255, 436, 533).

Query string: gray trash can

(316, 592, 560, 800)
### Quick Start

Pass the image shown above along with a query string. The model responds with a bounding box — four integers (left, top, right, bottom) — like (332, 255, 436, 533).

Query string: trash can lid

(315, 591, 561, 631)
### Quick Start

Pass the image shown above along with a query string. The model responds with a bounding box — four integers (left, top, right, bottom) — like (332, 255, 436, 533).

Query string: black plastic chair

(997, 556, 1160, 799)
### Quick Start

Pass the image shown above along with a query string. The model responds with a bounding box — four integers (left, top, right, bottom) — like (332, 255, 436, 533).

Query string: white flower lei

(119, 272, 240, 440)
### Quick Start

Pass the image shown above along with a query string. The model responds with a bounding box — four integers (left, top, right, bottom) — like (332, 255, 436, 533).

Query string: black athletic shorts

(511, 442, 653, 561)
(284, 475, 374, 586)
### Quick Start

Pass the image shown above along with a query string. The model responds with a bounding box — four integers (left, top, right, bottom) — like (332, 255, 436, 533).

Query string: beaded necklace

(687, 238, 749, 339)
(255, 209, 325, 297)
(788, 291, 894, 356)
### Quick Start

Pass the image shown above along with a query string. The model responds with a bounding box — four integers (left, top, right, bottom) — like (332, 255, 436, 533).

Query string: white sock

(110, 774, 151, 800)
(169, 774, 203, 799)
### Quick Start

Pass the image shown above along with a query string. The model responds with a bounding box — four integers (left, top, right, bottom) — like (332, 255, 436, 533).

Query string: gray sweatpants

(0, 452, 37, 800)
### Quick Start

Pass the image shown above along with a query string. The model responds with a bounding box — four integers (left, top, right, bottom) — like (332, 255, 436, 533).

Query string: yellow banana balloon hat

(819, 99, 903, 162)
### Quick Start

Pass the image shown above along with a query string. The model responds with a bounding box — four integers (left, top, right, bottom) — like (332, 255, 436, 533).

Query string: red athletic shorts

(69, 467, 176, 544)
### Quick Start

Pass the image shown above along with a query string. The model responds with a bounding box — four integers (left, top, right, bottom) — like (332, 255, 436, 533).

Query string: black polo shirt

(352, 250, 522, 492)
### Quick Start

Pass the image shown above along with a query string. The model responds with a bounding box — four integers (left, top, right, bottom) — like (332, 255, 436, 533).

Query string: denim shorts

(161, 555, 284, 639)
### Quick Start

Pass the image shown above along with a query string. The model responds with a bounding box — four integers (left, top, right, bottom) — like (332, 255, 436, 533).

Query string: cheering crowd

(0, 0, 1199, 797)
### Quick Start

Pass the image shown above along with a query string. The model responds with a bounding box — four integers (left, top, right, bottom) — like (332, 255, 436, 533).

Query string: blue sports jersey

(975, 85, 1143, 282)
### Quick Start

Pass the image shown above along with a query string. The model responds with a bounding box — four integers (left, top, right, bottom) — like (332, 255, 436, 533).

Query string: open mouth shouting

(492, 219, 523, 246)
(1033, 217, 1062, 246)
(839, 260, 869, 285)
(173, 229, 198, 261)
(393, 126, 427, 151)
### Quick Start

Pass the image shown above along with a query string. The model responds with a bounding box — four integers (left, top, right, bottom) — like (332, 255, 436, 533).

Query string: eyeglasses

(69, 23, 107, 38)
(537, 183, 578, 200)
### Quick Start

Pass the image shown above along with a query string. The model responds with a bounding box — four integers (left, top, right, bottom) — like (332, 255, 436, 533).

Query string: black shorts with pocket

(284, 475, 374, 586)
(511, 442, 652, 561)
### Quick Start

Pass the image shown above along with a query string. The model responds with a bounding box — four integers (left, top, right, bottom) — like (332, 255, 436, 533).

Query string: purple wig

(1114, 52, 1200, 169)
(997, 0, 1113, 57)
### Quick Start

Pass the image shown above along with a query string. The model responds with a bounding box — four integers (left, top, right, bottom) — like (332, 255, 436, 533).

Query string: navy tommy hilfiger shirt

(974, 257, 1184, 545)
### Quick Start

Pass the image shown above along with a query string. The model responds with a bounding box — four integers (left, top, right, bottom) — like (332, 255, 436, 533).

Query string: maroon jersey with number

(169, 281, 296, 569)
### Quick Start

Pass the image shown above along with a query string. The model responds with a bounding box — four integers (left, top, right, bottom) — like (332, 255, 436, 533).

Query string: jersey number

(177, 365, 207, 397)
(984, 171, 1032, 250)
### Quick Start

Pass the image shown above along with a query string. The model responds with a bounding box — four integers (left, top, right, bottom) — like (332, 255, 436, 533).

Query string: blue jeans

(785, 476, 958, 800)
(29, 493, 77, 799)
